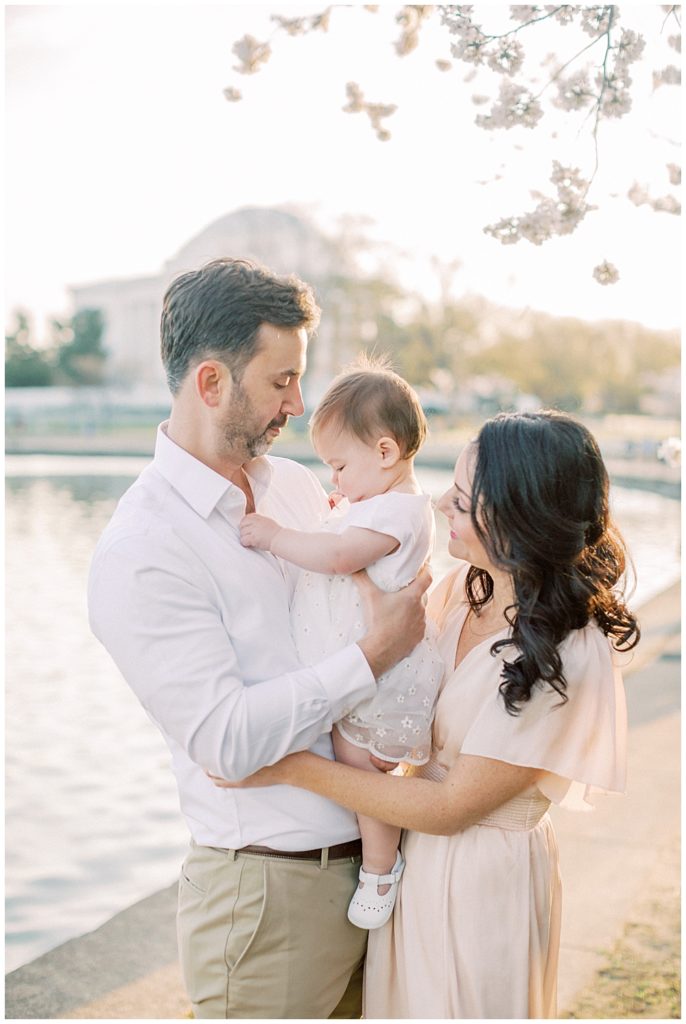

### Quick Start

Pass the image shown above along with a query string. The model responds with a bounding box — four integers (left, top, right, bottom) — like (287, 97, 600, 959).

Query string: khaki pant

(177, 841, 367, 1019)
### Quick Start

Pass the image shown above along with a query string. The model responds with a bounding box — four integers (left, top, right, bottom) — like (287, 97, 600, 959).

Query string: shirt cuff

(312, 644, 376, 721)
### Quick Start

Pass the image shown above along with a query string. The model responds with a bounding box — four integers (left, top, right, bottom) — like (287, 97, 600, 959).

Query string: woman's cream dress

(364, 562, 628, 1020)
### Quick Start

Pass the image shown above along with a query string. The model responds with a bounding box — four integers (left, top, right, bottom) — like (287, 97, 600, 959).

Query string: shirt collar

(153, 421, 274, 519)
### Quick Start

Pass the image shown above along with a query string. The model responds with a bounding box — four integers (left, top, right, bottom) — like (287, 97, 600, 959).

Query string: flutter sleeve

(460, 623, 628, 810)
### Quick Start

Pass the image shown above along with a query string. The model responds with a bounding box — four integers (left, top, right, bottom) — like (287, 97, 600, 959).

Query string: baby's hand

(239, 513, 282, 551)
(328, 490, 345, 509)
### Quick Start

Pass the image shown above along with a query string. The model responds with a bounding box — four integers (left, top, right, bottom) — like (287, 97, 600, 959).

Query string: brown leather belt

(238, 838, 362, 861)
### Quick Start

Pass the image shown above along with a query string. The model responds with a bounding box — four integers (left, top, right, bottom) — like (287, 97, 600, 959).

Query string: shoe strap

(358, 862, 404, 887)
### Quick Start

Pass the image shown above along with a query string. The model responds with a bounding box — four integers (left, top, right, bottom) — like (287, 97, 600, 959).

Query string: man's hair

(310, 354, 428, 459)
(160, 257, 321, 393)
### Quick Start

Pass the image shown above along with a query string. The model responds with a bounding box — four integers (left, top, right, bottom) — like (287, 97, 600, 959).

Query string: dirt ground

(564, 839, 681, 1020)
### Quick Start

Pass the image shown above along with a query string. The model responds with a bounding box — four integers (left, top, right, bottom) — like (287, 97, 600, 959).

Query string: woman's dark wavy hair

(465, 410, 640, 715)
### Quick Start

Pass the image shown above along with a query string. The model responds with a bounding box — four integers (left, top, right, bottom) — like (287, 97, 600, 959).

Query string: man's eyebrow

(274, 367, 302, 377)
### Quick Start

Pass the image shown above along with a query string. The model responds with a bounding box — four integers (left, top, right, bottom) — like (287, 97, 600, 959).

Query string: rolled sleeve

(310, 645, 376, 721)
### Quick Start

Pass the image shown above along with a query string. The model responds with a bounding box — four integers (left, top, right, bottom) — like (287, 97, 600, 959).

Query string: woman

(211, 410, 639, 1019)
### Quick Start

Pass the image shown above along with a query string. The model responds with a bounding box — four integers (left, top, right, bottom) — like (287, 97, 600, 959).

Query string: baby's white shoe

(347, 851, 405, 930)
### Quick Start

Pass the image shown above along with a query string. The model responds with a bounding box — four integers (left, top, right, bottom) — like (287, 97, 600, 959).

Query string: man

(88, 258, 429, 1019)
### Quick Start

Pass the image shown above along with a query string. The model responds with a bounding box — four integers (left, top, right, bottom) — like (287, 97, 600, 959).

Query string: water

(4, 455, 680, 972)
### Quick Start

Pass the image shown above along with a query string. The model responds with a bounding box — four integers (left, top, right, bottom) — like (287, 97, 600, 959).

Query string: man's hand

(240, 513, 282, 551)
(354, 564, 431, 680)
(205, 751, 309, 789)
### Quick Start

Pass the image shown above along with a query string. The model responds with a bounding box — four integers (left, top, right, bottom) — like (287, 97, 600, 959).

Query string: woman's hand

(205, 752, 309, 789)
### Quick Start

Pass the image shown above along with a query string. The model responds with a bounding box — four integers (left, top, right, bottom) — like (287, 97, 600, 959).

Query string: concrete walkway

(5, 583, 679, 1020)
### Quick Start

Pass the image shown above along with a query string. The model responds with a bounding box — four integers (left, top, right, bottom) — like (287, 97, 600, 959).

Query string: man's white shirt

(88, 424, 376, 849)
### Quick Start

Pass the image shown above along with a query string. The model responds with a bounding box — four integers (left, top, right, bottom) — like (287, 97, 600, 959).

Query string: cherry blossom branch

(661, 5, 681, 31)
(532, 30, 606, 101)
(473, 6, 566, 42)
(223, 5, 670, 284)
(587, 6, 617, 191)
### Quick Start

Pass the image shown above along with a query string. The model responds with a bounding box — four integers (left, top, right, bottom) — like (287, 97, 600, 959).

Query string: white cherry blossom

(231, 35, 272, 75)
(553, 69, 594, 111)
(476, 80, 543, 129)
(667, 163, 681, 186)
(510, 7, 541, 24)
(653, 65, 682, 88)
(580, 6, 615, 37)
(487, 38, 525, 75)
(548, 5, 577, 25)
(592, 260, 620, 285)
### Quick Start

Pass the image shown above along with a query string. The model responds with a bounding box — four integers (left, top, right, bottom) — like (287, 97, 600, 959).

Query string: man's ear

(377, 436, 401, 467)
(195, 360, 230, 408)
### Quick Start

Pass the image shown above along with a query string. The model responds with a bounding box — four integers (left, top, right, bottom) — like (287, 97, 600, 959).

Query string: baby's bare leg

(333, 727, 401, 892)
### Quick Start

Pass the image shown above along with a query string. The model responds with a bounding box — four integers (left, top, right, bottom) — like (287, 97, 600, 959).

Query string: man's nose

(282, 380, 305, 417)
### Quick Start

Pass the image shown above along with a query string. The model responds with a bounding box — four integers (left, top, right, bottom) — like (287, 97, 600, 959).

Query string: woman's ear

(195, 360, 229, 408)
(377, 436, 401, 467)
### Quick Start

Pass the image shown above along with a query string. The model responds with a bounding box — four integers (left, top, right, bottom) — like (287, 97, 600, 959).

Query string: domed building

(68, 207, 352, 396)
(164, 207, 338, 283)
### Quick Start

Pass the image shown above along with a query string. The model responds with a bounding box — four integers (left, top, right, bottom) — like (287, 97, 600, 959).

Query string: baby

(240, 360, 444, 929)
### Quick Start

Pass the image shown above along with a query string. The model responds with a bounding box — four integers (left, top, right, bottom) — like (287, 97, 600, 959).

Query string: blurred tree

(225, 5, 681, 282)
(327, 271, 406, 358)
(52, 308, 107, 385)
(471, 317, 595, 409)
(326, 273, 478, 387)
(310, 208, 680, 411)
(465, 312, 680, 411)
(5, 312, 54, 387)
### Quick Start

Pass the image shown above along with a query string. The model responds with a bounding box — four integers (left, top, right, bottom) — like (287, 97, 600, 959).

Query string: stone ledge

(4, 885, 184, 1019)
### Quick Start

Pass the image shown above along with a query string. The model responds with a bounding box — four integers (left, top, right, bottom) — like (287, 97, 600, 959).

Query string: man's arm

(88, 535, 427, 781)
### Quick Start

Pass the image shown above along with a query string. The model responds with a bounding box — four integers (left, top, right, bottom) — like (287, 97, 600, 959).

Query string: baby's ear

(377, 436, 401, 467)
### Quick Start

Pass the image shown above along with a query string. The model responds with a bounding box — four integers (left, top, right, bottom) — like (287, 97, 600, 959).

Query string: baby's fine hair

(310, 355, 428, 460)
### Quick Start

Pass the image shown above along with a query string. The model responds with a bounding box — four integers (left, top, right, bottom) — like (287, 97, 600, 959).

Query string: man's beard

(219, 383, 287, 461)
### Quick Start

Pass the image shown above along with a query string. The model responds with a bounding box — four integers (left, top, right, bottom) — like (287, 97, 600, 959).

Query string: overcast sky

(4, 3, 682, 339)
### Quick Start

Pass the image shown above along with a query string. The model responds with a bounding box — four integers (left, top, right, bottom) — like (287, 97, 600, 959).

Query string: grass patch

(563, 894, 680, 1019)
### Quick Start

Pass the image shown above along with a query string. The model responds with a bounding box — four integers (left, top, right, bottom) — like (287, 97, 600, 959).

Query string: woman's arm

(240, 513, 398, 574)
(210, 750, 541, 836)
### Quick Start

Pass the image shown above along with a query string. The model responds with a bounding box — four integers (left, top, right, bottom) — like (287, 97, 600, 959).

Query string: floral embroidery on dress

(290, 491, 444, 765)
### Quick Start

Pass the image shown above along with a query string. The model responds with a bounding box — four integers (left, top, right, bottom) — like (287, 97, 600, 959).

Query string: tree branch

(480, 7, 566, 42)
(661, 5, 681, 31)
(587, 6, 617, 191)
(532, 31, 606, 101)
